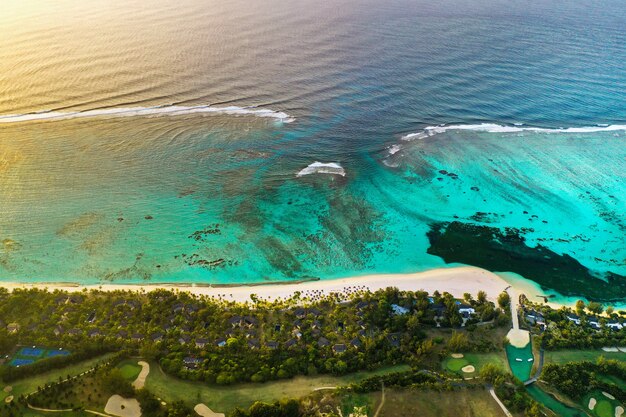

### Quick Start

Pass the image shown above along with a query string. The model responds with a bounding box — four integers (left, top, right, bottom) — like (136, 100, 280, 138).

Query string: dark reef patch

(426, 221, 626, 302)
(188, 224, 221, 241)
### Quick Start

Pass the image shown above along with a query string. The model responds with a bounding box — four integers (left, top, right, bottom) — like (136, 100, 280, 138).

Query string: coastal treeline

(0, 286, 505, 384)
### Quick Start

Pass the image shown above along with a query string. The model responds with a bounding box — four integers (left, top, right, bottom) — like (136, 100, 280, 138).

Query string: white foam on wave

(388, 144, 402, 155)
(297, 162, 346, 177)
(401, 123, 626, 140)
(0, 104, 294, 124)
(385, 122, 626, 163)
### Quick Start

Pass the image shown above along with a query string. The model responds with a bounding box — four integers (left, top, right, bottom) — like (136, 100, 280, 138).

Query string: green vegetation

(544, 350, 626, 365)
(583, 391, 623, 417)
(0, 286, 506, 387)
(525, 385, 585, 417)
(27, 364, 132, 412)
(117, 359, 143, 380)
(442, 352, 506, 378)
(13, 411, 92, 417)
(445, 357, 468, 372)
(373, 388, 506, 417)
(0, 353, 115, 401)
(146, 361, 410, 412)
(464, 353, 508, 372)
(1, 284, 624, 417)
(541, 358, 626, 404)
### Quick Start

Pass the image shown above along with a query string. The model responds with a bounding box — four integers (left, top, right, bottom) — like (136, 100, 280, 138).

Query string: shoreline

(0, 266, 569, 308)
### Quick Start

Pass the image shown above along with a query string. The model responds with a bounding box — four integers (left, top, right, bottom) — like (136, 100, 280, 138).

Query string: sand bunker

(105, 395, 141, 417)
(462, 365, 475, 373)
(451, 353, 464, 358)
(4, 396, 13, 403)
(588, 398, 597, 410)
(3, 386, 12, 392)
(132, 361, 150, 389)
(194, 403, 225, 417)
(507, 328, 530, 348)
(603, 347, 619, 352)
(615, 405, 624, 417)
(603, 392, 616, 400)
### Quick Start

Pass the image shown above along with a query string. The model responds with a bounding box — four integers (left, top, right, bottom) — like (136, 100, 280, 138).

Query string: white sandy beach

(0, 266, 559, 307)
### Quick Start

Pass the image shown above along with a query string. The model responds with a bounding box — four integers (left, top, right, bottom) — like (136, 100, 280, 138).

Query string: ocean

(1, 0, 625, 303)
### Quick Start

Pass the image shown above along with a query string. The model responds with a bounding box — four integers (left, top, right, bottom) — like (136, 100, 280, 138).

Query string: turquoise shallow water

(0, 0, 625, 302)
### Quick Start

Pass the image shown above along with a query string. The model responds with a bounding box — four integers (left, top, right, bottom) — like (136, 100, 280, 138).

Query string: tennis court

(18, 347, 45, 357)
(46, 350, 71, 358)
(9, 358, 35, 367)
(6, 346, 71, 367)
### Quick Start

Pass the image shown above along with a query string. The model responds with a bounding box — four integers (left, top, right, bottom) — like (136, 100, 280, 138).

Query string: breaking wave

(0, 104, 294, 124)
(297, 162, 346, 177)
(383, 123, 626, 159)
(401, 123, 626, 140)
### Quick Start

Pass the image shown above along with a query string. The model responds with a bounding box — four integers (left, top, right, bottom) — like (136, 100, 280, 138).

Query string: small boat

(528, 358, 533, 362)
(515, 358, 523, 362)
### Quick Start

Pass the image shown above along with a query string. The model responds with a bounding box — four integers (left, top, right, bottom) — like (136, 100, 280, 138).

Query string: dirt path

(85, 410, 114, 417)
(132, 361, 150, 389)
(194, 403, 225, 417)
(28, 404, 72, 412)
(488, 387, 513, 417)
(372, 383, 385, 417)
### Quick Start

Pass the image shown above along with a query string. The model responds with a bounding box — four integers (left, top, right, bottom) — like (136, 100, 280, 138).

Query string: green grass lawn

(544, 350, 626, 365)
(594, 400, 614, 417)
(464, 353, 508, 372)
(145, 362, 410, 413)
(596, 373, 626, 389)
(583, 391, 623, 417)
(0, 353, 116, 401)
(442, 352, 508, 377)
(445, 358, 469, 372)
(116, 359, 142, 381)
(525, 384, 584, 417)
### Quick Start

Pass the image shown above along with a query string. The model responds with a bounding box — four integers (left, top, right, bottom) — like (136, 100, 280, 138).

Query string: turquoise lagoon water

(0, 0, 625, 303)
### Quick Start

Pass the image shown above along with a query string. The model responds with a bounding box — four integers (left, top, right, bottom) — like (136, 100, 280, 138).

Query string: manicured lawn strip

(544, 350, 626, 365)
(525, 384, 583, 417)
(445, 358, 469, 372)
(464, 353, 508, 373)
(146, 362, 410, 412)
(116, 359, 142, 380)
(443, 353, 508, 376)
(583, 391, 622, 417)
(594, 400, 613, 417)
(374, 388, 505, 417)
(596, 373, 626, 389)
(0, 353, 116, 400)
